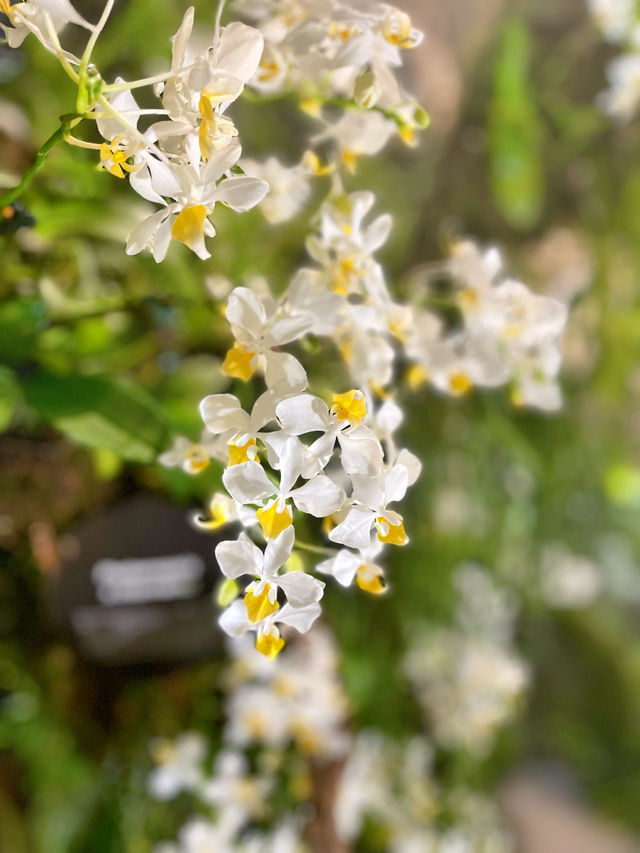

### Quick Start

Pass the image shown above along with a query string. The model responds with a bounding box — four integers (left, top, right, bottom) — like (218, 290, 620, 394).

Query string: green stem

(0, 115, 81, 207)
(294, 540, 335, 557)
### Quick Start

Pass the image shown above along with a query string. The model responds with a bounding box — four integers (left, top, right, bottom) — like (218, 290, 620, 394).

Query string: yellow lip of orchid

(198, 90, 239, 161)
(197, 495, 231, 530)
(228, 437, 257, 466)
(256, 500, 293, 539)
(255, 628, 285, 659)
(244, 582, 280, 624)
(99, 142, 137, 179)
(449, 371, 473, 396)
(356, 564, 387, 595)
(376, 515, 409, 546)
(170, 204, 209, 252)
(221, 344, 257, 381)
(331, 389, 367, 426)
(185, 445, 210, 474)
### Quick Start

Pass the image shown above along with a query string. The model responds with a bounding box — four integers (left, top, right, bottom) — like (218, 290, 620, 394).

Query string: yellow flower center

(228, 437, 257, 466)
(198, 495, 231, 530)
(406, 364, 428, 390)
(449, 371, 473, 396)
(341, 149, 358, 173)
(332, 389, 367, 426)
(356, 564, 387, 595)
(222, 344, 257, 381)
(186, 446, 210, 474)
(302, 150, 334, 176)
(328, 21, 359, 41)
(171, 204, 208, 253)
(244, 582, 280, 624)
(99, 141, 136, 179)
(255, 628, 285, 659)
(384, 12, 419, 48)
(256, 500, 293, 539)
(376, 516, 408, 546)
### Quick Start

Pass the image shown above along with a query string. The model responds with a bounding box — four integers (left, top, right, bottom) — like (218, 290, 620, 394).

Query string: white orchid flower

(222, 437, 346, 538)
(215, 526, 324, 624)
(158, 430, 226, 474)
(317, 538, 388, 594)
(285, 268, 345, 335)
(306, 190, 392, 296)
(241, 155, 311, 224)
(219, 597, 322, 659)
(275, 390, 383, 477)
(329, 453, 421, 549)
(156, 10, 264, 158)
(199, 387, 288, 467)
(221, 286, 312, 389)
(147, 732, 206, 800)
(125, 142, 268, 261)
(2, 0, 91, 53)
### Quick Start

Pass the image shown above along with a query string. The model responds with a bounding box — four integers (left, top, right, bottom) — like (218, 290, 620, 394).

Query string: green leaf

(23, 371, 171, 463)
(0, 367, 21, 431)
(0, 298, 46, 363)
(489, 19, 544, 229)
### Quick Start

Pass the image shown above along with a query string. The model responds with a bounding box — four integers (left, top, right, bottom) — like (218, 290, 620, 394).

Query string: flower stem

(0, 115, 82, 207)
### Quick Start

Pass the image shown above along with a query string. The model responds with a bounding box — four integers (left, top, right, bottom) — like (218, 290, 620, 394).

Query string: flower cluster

(193, 282, 421, 658)
(234, 0, 427, 153)
(403, 563, 529, 757)
(223, 628, 350, 757)
(160, 223, 568, 658)
(336, 732, 515, 853)
(406, 238, 569, 410)
(148, 628, 349, 853)
(2, 0, 270, 260)
(148, 627, 517, 853)
(588, 0, 640, 121)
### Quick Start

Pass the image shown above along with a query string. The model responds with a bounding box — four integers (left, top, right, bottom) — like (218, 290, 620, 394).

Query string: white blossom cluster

(406, 239, 569, 411)
(189, 277, 422, 658)
(587, 0, 640, 121)
(147, 628, 349, 853)
(2, 1, 273, 260)
(147, 627, 516, 853)
(222, 628, 350, 757)
(233, 0, 427, 155)
(336, 731, 515, 853)
(160, 220, 568, 657)
(403, 563, 530, 758)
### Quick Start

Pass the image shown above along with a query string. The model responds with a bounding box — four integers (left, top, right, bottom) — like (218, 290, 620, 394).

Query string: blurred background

(3, 0, 640, 851)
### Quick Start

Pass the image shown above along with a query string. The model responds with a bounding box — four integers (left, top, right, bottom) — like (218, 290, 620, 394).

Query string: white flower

(329, 454, 420, 549)
(199, 388, 288, 467)
(317, 539, 387, 594)
(306, 189, 392, 297)
(588, 0, 635, 42)
(222, 437, 346, 538)
(220, 286, 312, 389)
(241, 156, 311, 224)
(126, 142, 268, 261)
(597, 53, 640, 121)
(216, 526, 324, 623)
(220, 598, 322, 658)
(155, 10, 264, 158)
(159, 431, 226, 474)
(148, 732, 206, 799)
(2, 0, 91, 53)
(275, 390, 383, 476)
